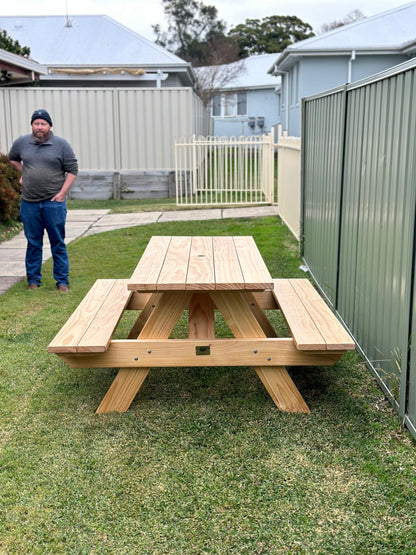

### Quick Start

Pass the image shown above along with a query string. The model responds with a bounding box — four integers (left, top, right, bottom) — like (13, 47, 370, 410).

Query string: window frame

(211, 91, 248, 118)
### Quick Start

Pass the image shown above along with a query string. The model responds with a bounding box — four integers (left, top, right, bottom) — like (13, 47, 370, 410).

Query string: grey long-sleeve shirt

(9, 132, 78, 202)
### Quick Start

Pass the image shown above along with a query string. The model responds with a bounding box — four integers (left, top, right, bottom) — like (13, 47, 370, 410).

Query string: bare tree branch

(194, 58, 247, 106)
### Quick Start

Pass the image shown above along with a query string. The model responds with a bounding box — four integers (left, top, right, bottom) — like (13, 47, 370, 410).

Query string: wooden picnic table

(48, 236, 355, 414)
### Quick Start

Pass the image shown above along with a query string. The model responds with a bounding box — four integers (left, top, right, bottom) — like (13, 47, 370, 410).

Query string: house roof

(197, 53, 281, 91)
(0, 47, 47, 86)
(269, 2, 416, 73)
(0, 15, 195, 85)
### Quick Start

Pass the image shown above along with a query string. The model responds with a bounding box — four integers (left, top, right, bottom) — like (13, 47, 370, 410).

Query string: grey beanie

(31, 109, 53, 127)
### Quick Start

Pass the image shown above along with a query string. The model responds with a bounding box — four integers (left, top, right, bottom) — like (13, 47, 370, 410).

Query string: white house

(0, 14, 196, 88)
(269, 2, 416, 136)
(197, 53, 281, 137)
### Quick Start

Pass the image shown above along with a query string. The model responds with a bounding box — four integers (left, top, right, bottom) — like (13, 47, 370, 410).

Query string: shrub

(0, 154, 21, 222)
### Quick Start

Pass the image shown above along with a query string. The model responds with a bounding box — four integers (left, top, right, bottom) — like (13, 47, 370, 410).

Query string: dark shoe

(28, 284, 39, 290)
(57, 285, 69, 292)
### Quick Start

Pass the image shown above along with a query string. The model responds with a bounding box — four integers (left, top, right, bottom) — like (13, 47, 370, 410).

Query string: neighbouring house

(196, 53, 281, 138)
(0, 14, 209, 200)
(269, 2, 416, 136)
(0, 47, 47, 87)
(0, 14, 196, 88)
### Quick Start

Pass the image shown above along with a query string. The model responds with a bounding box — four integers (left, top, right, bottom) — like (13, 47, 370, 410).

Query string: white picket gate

(174, 133, 275, 206)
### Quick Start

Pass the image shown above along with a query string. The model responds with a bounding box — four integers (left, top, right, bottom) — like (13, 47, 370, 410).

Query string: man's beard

(32, 129, 51, 143)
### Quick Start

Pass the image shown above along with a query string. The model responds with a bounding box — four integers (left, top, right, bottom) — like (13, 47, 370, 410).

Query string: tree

(195, 58, 246, 106)
(0, 28, 30, 57)
(228, 15, 314, 58)
(319, 9, 365, 33)
(153, 0, 235, 66)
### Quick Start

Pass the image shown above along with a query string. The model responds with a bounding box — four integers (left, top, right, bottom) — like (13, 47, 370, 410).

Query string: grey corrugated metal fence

(301, 58, 416, 438)
(0, 87, 210, 170)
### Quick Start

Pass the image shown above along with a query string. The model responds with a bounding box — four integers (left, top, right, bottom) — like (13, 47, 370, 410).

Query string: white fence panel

(276, 125, 301, 239)
(175, 133, 274, 206)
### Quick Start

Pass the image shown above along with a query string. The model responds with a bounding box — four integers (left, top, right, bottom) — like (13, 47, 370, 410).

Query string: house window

(237, 92, 247, 115)
(224, 93, 236, 116)
(211, 92, 247, 117)
(212, 94, 221, 116)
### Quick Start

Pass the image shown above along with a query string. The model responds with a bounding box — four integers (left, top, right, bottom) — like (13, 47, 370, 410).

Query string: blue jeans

(20, 199, 69, 287)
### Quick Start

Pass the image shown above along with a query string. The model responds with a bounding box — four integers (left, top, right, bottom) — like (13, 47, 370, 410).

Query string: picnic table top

(127, 235, 273, 292)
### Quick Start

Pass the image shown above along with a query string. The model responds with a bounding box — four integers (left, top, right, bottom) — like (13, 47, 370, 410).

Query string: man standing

(9, 109, 78, 292)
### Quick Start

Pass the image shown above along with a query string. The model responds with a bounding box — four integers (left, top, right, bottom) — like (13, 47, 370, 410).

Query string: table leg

(188, 292, 215, 339)
(96, 367, 149, 413)
(243, 292, 276, 338)
(96, 291, 191, 414)
(127, 292, 162, 339)
(210, 290, 310, 413)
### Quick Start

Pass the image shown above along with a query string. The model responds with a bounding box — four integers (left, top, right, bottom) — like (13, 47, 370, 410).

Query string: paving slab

(93, 213, 161, 227)
(0, 248, 26, 260)
(66, 209, 110, 221)
(0, 233, 27, 248)
(158, 209, 222, 222)
(222, 206, 279, 218)
(0, 276, 23, 294)
(83, 225, 141, 236)
(0, 261, 26, 275)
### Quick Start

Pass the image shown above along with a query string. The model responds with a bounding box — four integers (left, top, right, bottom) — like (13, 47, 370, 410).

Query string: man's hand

(51, 191, 66, 203)
(51, 174, 77, 203)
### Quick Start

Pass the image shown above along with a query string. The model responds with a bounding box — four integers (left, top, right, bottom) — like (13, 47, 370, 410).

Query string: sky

(0, 0, 413, 41)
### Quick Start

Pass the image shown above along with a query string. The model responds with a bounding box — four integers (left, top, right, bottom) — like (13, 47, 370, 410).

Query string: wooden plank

(243, 292, 277, 338)
(210, 290, 264, 338)
(126, 289, 278, 311)
(48, 279, 119, 353)
(188, 293, 215, 339)
(289, 279, 355, 350)
(233, 236, 273, 290)
(157, 236, 192, 289)
(251, 290, 278, 310)
(126, 292, 152, 310)
(127, 293, 162, 339)
(96, 368, 150, 414)
(96, 291, 191, 414)
(58, 338, 344, 368)
(138, 291, 192, 338)
(186, 236, 215, 290)
(128, 236, 171, 291)
(77, 280, 132, 352)
(255, 367, 310, 413)
(210, 290, 310, 413)
(272, 279, 327, 351)
(212, 236, 245, 290)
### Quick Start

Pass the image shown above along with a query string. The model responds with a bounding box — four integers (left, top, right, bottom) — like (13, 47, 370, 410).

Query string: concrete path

(0, 205, 278, 294)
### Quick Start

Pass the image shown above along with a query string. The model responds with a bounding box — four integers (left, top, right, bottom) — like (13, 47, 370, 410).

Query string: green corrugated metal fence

(301, 59, 416, 438)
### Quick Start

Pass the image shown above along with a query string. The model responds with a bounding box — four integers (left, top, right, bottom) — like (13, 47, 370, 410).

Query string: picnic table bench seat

(48, 279, 133, 354)
(271, 279, 355, 351)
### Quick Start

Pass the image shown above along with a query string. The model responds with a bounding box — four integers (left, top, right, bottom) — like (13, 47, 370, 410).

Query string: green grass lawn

(1, 216, 415, 553)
